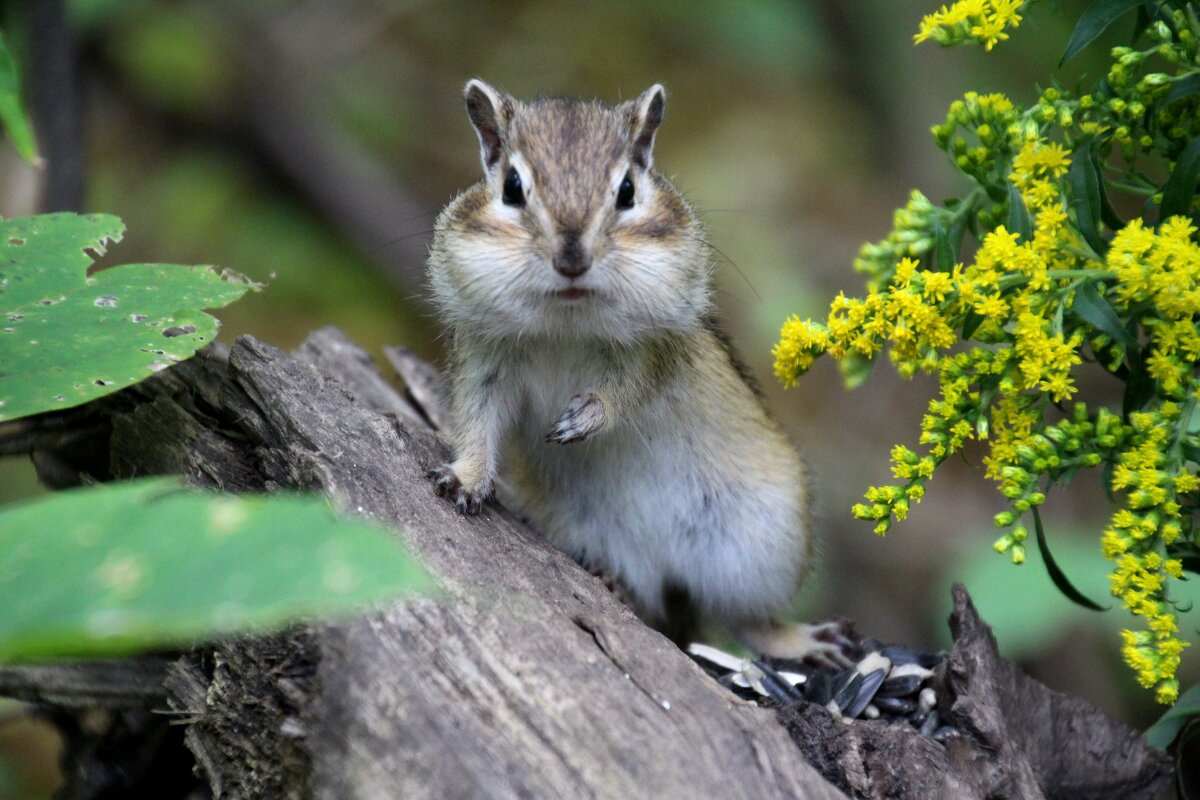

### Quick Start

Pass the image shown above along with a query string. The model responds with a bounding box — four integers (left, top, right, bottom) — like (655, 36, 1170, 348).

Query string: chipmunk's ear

(629, 84, 665, 169)
(464, 79, 512, 171)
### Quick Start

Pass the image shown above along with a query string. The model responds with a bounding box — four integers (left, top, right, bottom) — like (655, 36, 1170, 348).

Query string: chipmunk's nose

(554, 232, 590, 278)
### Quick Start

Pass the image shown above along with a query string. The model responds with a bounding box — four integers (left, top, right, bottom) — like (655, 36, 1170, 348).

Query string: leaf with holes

(0, 478, 432, 660)
(0, 213, 257, 421)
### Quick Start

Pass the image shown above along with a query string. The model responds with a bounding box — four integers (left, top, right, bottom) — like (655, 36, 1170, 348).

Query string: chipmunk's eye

(502, 167, 525, 206)
(616, 172, 635, 210)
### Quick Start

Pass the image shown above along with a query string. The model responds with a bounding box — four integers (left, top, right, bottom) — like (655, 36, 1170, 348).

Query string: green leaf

(1160, 135, 1200, 222)
(1067, 141, 1107, 255)
(0, 32, 36, 163)
(1060, 0, 1145, 66)
(1145, 681, 1200, 750)
(962, 311, 984, 341)
(839, 351, 875, 390)
(1073, 281, 1138, 349)
(1033, 507, 1108, 611)
(933, 219, 955, 272)
(1123, 345, 1156, 416)
(0, 478, 432, 660)
(0, 213, 257, 422)
(1102, 455, 1117, 501)
(1094, 150, 1126, 231)
(1006, 182, 1033, 242)
(1164, 74, 1200, 106)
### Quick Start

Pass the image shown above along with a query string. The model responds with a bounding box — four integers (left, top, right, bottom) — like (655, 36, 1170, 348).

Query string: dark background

(1, 1, 1193, 795)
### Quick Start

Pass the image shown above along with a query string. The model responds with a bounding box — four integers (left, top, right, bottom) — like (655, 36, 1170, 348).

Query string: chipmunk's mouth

(549, 287, 595, 301)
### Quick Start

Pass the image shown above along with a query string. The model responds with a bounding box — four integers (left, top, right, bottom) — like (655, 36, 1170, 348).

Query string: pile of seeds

(687, 640, 960, 741)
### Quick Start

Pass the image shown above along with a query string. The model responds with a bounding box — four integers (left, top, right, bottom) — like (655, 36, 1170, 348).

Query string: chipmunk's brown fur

(427, 80, 846, 663)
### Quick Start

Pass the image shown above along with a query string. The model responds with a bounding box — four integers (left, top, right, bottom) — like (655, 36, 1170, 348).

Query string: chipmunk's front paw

(428, 464, 491, 515)
(737, 619, 857, 671)
(546, 393, 606, 444)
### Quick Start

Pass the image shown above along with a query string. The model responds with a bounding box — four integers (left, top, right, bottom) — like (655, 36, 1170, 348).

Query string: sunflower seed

(843, 668, 887, 719)
(932, 725, 958, 742)
(754, 661, 803, 702)
(687, 643, 744, 672)
(889, 662, 934, 680)
(777, 670, 807, 687)
(832, 673, 864, 714)
(805, 671, 834, 705)
(877, 674, 923, 698)
(874, 695, 917, 715)
(855, 651, 892, 676)
(882, 645, 943, 669)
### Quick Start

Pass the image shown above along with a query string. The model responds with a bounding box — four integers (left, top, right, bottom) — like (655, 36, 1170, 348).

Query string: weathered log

(0, 326, 1172, 799)
(84, 327, 850, 799)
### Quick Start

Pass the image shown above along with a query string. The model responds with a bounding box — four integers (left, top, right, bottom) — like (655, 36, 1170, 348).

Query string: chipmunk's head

(429, 79, 711, 342)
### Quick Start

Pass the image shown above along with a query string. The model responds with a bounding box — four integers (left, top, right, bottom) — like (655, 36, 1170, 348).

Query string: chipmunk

(427, 79, 847, 664)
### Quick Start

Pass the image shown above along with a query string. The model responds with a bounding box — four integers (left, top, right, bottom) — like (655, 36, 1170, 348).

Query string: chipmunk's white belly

(498, 344, 808, 623)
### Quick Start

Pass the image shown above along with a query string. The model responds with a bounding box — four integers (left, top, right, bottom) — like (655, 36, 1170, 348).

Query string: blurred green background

(1, 0, 1193, 795)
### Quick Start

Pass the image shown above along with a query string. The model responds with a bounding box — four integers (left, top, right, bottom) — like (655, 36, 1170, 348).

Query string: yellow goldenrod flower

(915, 0, 1025, 49)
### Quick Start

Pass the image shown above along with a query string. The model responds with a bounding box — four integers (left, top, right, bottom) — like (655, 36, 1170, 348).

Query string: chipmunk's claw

(428, 464, 489, 515)
(798, 621, 857, 671)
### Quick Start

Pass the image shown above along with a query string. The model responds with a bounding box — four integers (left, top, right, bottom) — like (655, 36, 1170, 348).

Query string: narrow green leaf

(1145, 681, 1200, 750)
(0, 213, 259, 421)
(1032, 507, 1108, 611)
(933, 219, 955, 272)
(0, 478, 432, 660)
(1160, 136, 1200, 222)
(1073, 282, 1138, 349)
(1006, 182, 1033, 242)
(1131, 3, 1151, 43)
(1102, 452, 1117, 501)
(948, 209, 970, 258)
(1164, 74, 1200, 106)
(1068, 142, 1107, 255)
(0, 32, 36, 163)
(962, 311, 984, 341)
(1123, 346, 1156, 416)
(1060, 0, 1145, 66)
(1093, 150, 1125, 230)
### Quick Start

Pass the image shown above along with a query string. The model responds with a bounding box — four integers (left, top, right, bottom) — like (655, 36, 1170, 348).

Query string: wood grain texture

(101, 327, 847, 799)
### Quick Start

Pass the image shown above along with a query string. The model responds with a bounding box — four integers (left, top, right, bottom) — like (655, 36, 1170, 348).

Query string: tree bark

(61, 327, 849, 799)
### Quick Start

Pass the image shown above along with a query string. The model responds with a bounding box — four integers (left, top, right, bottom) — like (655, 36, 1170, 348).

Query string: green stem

(1105, 180, 1156, 196)
(996, 268, 1115, 291)
(950, 186, 986, 224)
(1168, 396, 1197, 470)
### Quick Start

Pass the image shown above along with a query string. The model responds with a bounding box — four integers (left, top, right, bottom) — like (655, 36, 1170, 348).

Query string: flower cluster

(776, 2, 1200, 703)
(1104, 404, 1195, 703)
(915, 0, 1027, 50)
